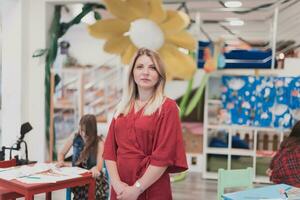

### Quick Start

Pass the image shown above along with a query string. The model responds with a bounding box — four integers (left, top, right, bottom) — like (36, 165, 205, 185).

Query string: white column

(1, 0, 23, 146)
(1, 0, 53, 162)
(271, 5, 279, 70)
(25, 0, 54, 162)
(1, 0, 24, 159)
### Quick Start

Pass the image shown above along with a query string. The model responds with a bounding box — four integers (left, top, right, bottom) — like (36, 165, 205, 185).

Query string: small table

(0, 172, 95, 200)
(222, 184, 292, 200)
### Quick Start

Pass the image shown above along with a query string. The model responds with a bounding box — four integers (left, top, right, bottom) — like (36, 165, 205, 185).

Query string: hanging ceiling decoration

(88, 0, 196, 80)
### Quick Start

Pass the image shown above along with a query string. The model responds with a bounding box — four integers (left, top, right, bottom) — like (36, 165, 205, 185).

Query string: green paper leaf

(32, 49, 48, 57)
(94, 11, 101, 20)
(179, 78, 194, 118)
(184, 74, 209, 116)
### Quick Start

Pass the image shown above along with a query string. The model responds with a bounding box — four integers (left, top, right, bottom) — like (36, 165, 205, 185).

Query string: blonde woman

(103, 48, 187, 200)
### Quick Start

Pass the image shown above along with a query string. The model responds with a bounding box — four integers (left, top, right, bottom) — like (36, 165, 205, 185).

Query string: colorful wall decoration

(221, 76, 300, 128)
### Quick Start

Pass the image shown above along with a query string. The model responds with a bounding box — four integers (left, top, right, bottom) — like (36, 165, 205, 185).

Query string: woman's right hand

(113, 181, 128, 196)
(55, 161, 65, 168)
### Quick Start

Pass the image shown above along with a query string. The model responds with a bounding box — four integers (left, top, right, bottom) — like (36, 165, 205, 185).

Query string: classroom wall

(2, 0, 55, 161)
(6, 0, 298, 162)
(1, 0, 121, 162)
(1, 0, 25, 158)
(60, 23, 119, 67)
(284, 58, 300, 74)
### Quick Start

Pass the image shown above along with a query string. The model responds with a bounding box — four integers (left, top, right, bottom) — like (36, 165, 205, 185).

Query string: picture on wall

(221, 75, 300, 128)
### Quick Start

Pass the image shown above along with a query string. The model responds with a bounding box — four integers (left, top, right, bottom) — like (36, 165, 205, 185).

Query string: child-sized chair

(217, 167, 253, 200)
(0, 159, 24, 200)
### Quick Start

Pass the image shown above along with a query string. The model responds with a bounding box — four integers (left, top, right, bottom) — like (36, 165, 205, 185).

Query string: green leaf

(94, 11, 101, 20)
(179, 78, 194, 118)
(32, 49, 48, 57)
(184, 74, 209, 116)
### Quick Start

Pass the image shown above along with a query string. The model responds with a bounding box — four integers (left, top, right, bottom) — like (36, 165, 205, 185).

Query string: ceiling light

(224, 1, 242, 8)
(228, 19, 244, 26)
(278, 53, 285, 60)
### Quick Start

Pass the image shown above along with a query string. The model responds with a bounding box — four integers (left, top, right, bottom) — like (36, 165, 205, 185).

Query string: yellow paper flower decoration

(88, 0, 196, 80)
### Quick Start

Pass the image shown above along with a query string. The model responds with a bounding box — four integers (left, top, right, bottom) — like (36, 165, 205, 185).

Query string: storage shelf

(52, 67, 123, 149)
(207, 147, 254, 156)
(255, 176, 271, 183)
(207, 99, 222, 104)
(54, 104, 75, 110)
(207, 124, 289, 132)
(256, 150, 276, 158)
(203, 74, 286, 183)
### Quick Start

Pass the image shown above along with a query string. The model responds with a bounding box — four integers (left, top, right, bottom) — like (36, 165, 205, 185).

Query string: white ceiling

(163, 0, 300, 50)
(92, 0, 300, 50)
(2, 0, 300, 54)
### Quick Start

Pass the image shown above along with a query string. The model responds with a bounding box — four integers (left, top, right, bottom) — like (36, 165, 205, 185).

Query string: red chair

(0, 159, 24, 200)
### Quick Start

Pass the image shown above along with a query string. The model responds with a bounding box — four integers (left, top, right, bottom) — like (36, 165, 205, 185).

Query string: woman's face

(133, 55, 159, 91)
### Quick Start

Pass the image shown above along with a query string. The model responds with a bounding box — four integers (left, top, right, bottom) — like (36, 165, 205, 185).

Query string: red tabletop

(0, 171, 95, 200)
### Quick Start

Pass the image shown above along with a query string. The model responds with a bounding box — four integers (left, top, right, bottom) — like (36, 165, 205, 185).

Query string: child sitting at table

(267, 120, 300, 187)
(56, 114, 108, 200)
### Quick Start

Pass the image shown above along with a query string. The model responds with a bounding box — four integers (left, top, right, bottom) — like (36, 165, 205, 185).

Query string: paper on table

(0, 166, 18, 173)
(0, 169, 21, 180)
(286, 187, 300, 200)
(17, 165, 86, 184)
(16, 174, 57, 184)
(0, 163, 88, 183)
(0, 163, 55, 180)
(52, 166, 89, 175)
(16, 172, 81, 184)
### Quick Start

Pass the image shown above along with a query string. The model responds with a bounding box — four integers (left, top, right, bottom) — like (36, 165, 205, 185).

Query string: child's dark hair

(76, 114, 101, 164)
(289, 121, 300, 138)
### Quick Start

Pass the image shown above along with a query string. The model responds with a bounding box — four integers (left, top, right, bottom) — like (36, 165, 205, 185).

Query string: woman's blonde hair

(115, 48, 166, 117)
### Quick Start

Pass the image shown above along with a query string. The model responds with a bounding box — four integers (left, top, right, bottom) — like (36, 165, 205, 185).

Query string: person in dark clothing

(56, 114, 108, 200)
(268, 121, 300, 187)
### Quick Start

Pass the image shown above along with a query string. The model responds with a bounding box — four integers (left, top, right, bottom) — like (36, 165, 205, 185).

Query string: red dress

(103, 98, 188, 200)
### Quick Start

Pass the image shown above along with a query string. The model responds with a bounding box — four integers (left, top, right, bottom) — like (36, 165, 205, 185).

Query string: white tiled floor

(17, 172, 217, 200)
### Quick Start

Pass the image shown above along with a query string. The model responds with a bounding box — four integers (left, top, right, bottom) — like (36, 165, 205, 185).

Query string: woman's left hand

(89, 166, 100, 178)
(266, 168, 273, 177)
(116, 186, 140, 200)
